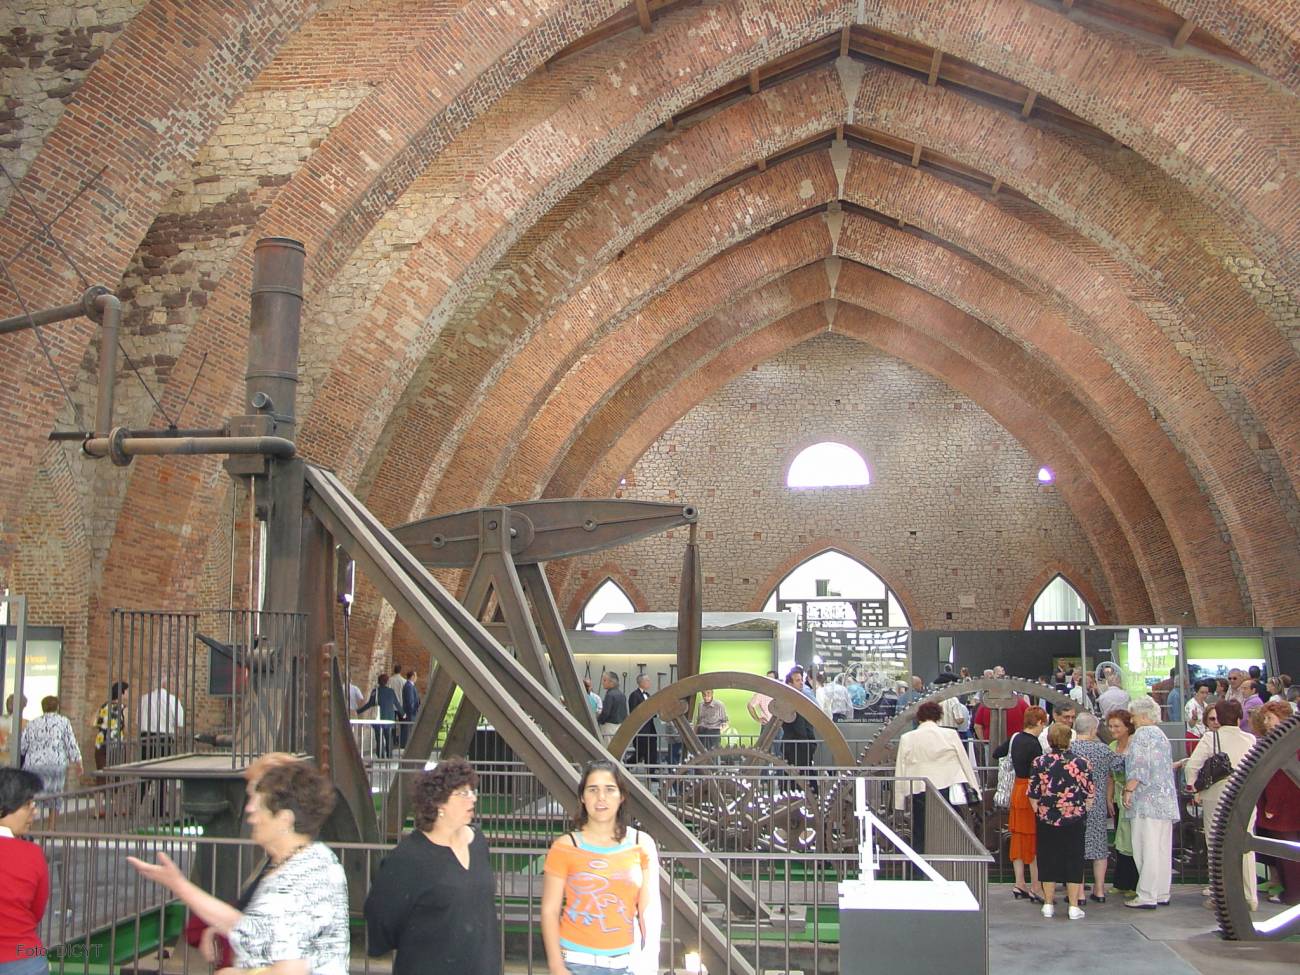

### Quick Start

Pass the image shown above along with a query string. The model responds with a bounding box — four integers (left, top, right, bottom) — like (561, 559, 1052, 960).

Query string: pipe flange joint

(108, 426, 133, 467)
(82, 285, 112, 321)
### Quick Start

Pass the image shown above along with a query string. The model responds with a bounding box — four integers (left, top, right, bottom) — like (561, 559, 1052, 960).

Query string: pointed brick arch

(747, 540, 926, 631)
(517, 207, 1209, 620)
(562, 565, 650, 631)
(570, 303, 1154, 622)
(1014, 563, 1112, 630)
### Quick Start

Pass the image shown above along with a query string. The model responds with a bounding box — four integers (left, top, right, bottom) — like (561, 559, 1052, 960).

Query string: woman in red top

(0, 769, 48, 975)
(1252, 704, 1299, 905)
(541, 761, 660, 975)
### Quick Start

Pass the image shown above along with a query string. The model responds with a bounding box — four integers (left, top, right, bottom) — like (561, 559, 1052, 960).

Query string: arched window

(786, 442, 870, 488)
(762, 550, 909, 628)
(578, 578, 636, 630)
(1024, 574, 1096, 630)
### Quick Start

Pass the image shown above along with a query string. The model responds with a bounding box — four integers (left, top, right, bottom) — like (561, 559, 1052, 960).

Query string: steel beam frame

(305, 466, 757, 975)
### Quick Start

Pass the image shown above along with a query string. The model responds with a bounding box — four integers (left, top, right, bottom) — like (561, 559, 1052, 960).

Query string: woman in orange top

(542, 761, 660, 975)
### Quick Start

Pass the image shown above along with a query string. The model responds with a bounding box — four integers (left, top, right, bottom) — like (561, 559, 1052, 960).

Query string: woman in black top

(993, 706, 1047, 903)
(365, 758, 500, 975)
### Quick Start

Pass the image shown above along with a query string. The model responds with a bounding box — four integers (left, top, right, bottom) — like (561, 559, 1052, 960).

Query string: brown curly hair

(413, 757, 478, 831)
(256, 761, 335, 838)
(1107, 708, 1136, 736)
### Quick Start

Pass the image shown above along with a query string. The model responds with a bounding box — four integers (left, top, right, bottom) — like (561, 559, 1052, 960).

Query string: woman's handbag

(993, 732, 1018, 808)
(1194, 731, 1233, 791)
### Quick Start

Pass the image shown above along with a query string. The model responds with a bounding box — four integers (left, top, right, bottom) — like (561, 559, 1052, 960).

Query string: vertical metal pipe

(245, 237, 305, 437)
(93, 294, 120, 436)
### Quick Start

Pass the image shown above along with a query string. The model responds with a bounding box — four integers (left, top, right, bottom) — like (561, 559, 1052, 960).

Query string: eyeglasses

(451, 787, 477, 799)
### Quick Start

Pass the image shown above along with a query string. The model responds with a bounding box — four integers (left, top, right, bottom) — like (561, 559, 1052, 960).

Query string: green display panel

(698, 638, 773, 741)
(1184, 636, 1265, 681)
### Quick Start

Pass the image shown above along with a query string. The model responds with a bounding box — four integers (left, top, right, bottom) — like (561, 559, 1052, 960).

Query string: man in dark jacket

(597, 673, 628, 746)
(400, 670, 420, 750)
(359, 673, 403, 757)
(627, 673, 657, 764)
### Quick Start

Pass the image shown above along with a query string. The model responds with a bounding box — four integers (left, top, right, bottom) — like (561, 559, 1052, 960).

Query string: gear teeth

(1206, 715, 1299, 940)
(858, 677, 1076, 766)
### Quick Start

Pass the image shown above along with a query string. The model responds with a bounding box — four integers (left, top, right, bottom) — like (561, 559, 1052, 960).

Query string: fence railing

(28, 804, 987, 975)
(107, 608, 308, 771)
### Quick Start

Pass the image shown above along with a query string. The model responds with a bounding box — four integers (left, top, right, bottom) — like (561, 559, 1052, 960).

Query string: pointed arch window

(786, 442, 870, 488)
(1024, 574, 1096, 630)
(762, 550, 909, 628)
(578, 578, 636, 630)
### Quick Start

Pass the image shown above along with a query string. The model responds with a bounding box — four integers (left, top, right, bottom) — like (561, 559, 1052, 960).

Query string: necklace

(270, 840, 310, 868)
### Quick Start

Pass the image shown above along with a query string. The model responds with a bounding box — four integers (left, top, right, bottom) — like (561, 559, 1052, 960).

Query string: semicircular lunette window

(786, 441, 870, 488)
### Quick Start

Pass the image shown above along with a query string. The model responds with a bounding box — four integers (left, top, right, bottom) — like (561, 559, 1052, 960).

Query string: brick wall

(556, 333, 1114, 630)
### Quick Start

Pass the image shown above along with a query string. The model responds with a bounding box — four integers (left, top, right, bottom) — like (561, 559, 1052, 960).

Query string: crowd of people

(0, 658, 1294, 973)
(1, 751, 660, 975)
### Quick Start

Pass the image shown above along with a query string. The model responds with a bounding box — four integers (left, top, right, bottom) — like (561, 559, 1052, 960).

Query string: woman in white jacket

(894, 701, 981, 854)
(1184, 698, 1257, 909)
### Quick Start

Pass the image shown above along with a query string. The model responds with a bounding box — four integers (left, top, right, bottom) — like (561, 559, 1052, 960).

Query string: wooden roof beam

(910, 142, 922, 167)
(749, 69, 760, 94)
(1172, 18, 1195, 49)
(1021, 90, 1038, 118)
(927, 50, 942, 86)
(635, 0, 652, 33)
(757, 156, 767, 172)
(840, 26, 851, 58)
(990, 177, 1003, 196)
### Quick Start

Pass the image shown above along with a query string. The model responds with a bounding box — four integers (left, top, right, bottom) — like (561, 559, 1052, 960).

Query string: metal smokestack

(245, 237, 304, 439)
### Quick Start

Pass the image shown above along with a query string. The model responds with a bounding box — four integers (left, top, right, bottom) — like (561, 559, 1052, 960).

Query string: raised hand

(126, 851, 185, 891)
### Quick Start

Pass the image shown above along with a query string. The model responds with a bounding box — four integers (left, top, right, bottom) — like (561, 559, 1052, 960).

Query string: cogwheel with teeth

(859, 676, 1077, 767)
(1207, 714, 1300, 940)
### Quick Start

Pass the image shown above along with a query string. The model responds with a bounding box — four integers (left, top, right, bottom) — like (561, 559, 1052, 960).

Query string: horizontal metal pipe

(49, 426, 228, 442)
(82, 434, 295, 460)
(114, 426, 229, 439)
(0, 299, 86, 335)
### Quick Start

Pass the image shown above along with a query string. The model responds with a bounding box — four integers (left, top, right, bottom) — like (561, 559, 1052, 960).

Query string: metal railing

(28, 793, 986, 975)
(107, 608, 307, 770)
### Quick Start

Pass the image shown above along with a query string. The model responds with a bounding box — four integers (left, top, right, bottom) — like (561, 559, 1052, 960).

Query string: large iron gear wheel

(609, 673, 855, 853)
(859, 677, 1078, 767)
(664, 747, 860, 853)
(1208, 715, 1300, 940)
(606, 670, 855, 766)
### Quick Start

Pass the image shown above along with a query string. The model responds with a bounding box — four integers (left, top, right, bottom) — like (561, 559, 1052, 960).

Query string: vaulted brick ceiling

(1, 0, 1298, 705)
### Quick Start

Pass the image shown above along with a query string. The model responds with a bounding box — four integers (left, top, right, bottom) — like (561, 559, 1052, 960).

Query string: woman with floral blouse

(1027, 722, 1095, 920)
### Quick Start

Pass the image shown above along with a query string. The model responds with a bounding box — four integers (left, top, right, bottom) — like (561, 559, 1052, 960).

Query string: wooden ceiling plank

(990, 176, 1003, 196)
(1172, 18, 1195, 49)
(749, 68, 761, 94)
(1021, 90, 1038, 117)
(635, 0, 652, 33)
(927, 49, 943, 86)
(840, 26, 851, 58)
(910, 142, 922, 167)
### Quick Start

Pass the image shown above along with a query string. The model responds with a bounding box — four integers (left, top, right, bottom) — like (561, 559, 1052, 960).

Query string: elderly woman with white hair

(1068, 712, 1123, 902)
(1121, 695, 1180, 909)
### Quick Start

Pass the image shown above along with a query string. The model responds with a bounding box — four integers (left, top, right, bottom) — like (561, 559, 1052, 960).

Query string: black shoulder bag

(1194, 731, 1233, 791)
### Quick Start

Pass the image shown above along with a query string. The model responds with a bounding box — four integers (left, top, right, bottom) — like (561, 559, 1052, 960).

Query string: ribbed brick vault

(2, 0, 1298, 733)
